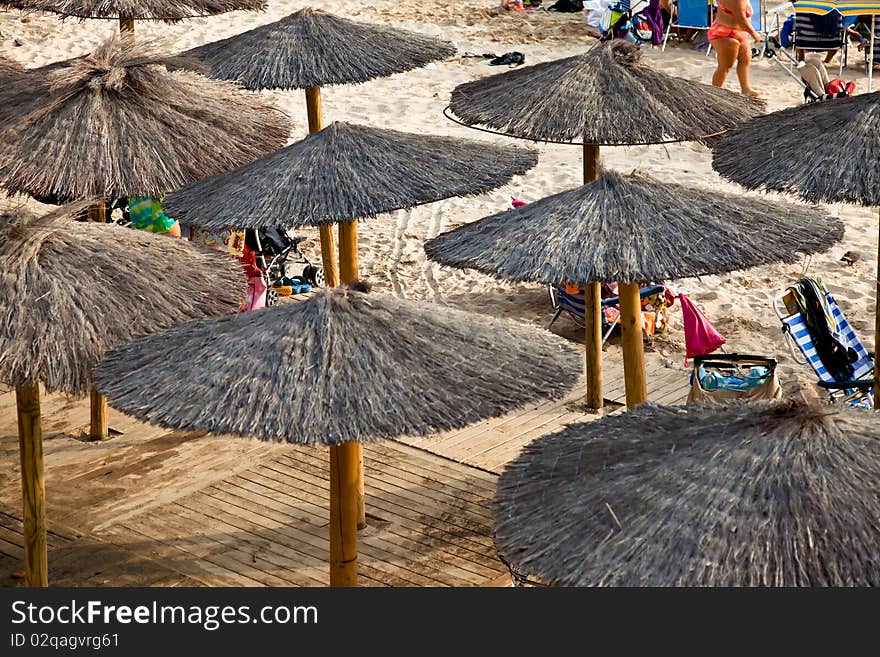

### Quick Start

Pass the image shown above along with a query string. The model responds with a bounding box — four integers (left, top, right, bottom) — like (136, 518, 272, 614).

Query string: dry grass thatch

(179, 8, 456, 90)
(494, 399, 880, 586)
(0, 0, 265, 20)
(93, 285, 581, 444)
(0, 58, 73, 129)
(712, 91, 880, 206)
(0, 35, 290, 203)
(423, 169, 841, 284)
(449, 40, 765, 145)
(0, 201, 247, 396)
(163, 121, 538, 230)
(0, 55, 23, 79)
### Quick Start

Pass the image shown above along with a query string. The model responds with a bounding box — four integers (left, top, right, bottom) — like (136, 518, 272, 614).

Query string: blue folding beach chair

(774, 278, 874, 408)
(548, 283, 666, 344)
(662, 0, 714, 52)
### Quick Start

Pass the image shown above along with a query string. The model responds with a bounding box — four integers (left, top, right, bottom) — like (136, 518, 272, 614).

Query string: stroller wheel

(303, 265, 325, 288)
(265, 287, 280, 307)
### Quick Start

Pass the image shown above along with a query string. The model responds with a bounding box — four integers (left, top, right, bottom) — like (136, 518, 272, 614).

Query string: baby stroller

(599, 0, 656, 44)
(245, 228, 324, 307)
(764, 36, 855, 102)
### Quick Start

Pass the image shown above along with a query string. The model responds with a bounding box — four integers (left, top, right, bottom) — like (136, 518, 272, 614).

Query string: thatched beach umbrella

(0, 36, 288, 439)
(163, 121, 535, 529)
(164, 121, 537, 231)
(448, 39, 765, 410)
(93, 283, 581, 586)
(0, 35, 290, 204)
(494, 399, 880, 586)
(0, 0, 265, 32)
(424, 170, 843, 408)
(0, 201, 246, 587)
(0, 55, 23, 79)
(711, 91, 880, 402)
(179, 7, 456, 287)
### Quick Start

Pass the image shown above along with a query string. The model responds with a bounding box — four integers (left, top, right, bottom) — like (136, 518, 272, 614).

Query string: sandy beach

(2, 1, 877, 390)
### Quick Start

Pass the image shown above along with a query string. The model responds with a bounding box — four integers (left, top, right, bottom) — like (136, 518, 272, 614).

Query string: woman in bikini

(708, 0, 761, 97)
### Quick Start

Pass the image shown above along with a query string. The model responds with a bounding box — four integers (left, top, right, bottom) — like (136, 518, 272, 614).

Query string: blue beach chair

(774, 279, 873, 408)
(548, 283, 666, 344)
(662, 0, 714, 52)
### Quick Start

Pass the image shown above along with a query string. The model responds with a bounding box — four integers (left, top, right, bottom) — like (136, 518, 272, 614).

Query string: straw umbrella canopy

(0, 200, 247, 587)
(449, 40, 763, 147)
(0, 55, 23, 79)
(494, 399, 880, 586)
(0, 0, 266, 32)
(180, 8, 456, 91)
(164, 121, 538, 231)
(447, 39, 765, 411)
(178, 7, 457, 287)
(0, 34, 288, 440)
(711, 91, 880, 402)
(93, 283, 582, 586)
(0, 35, 291, 204)
(424, 170, 843, 407)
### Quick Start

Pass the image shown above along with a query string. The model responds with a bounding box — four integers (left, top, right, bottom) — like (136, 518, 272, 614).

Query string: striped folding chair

(548, 283, 666, 345)
(548, 284, 586, 329)
(774, 283, 873, 408)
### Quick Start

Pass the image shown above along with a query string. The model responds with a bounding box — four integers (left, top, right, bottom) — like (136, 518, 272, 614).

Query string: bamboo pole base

(89, 389, 109, 441)
(582, 143, 603, 409)
(17, 382, 48, 587)
(874, 207, 880, 405)
(338, 220, 366, 529)
(318, 225, 340, 288)
(305, 88, 341, 289)
(619, 282, 648, 409)
(583, 282, 603, 410)
(329, 443, 359, 587)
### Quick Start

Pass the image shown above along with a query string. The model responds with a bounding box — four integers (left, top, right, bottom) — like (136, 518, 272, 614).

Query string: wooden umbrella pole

(338, 220, 366, 529)
(583, 143, 603, 410)
(874, 207, 880, 404)
(119, 17, 134, 33)
(618, 282, 647, 409)
(87, 202, 110, 441)
(329, 442, 359, 586)
(16, 382, 48, 587)
(305, 87, 341, 288)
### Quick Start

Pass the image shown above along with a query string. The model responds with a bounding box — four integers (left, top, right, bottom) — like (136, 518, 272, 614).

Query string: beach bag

(688, 354, 782, 404)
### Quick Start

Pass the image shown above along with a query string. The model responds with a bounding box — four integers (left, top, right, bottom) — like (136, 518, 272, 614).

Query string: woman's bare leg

(736, 40, 760, 96)
(712, 38, 740, 87)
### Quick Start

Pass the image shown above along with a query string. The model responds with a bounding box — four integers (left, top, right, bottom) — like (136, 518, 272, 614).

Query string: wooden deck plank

(202, 482, 496, 585)
(230, 467, 500, 572)
(184, 489, 462, 587)
(255, 454, 501, 565)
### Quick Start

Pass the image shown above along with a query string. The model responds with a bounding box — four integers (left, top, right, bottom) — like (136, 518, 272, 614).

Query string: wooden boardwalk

(399, 351, 690, 474)
(0, 350, 689, 588)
